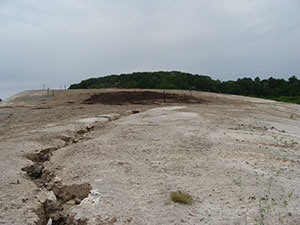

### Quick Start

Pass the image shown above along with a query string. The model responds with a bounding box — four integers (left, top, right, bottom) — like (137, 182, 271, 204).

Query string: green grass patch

(170, 191, 193, 205)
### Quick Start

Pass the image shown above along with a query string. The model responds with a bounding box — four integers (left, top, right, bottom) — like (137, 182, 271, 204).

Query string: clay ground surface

(0, 89, 300, 225)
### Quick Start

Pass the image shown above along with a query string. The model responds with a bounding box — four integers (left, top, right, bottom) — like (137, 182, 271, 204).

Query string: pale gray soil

(0, 89, 300, 225)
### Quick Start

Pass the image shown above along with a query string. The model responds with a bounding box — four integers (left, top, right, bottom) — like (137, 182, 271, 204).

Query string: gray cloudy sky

(0, 0, 300, 99)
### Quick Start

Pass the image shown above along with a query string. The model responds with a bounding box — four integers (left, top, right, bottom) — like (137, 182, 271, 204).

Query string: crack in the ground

(20, 124, 102, 225)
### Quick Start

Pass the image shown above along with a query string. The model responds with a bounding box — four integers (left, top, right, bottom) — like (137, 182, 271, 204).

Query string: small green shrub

(170, 191, 193, 205)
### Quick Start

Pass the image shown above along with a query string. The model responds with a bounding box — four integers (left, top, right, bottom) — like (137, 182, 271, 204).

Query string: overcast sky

(0, 0, 300, 99)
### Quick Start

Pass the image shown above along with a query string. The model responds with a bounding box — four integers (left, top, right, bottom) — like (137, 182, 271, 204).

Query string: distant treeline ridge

(69, 71, 300, 103)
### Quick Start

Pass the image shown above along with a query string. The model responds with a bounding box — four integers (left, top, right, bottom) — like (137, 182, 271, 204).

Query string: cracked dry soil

(0, 89, 300, 225)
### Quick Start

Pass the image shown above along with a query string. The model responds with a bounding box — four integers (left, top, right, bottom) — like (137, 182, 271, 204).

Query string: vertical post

(163, 90, 166, 103)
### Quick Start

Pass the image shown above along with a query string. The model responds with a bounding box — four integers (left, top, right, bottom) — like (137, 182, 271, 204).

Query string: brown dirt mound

(83, 91, 205, 105)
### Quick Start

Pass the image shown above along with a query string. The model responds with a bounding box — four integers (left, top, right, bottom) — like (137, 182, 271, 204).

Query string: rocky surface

(0, 89, 300, 224)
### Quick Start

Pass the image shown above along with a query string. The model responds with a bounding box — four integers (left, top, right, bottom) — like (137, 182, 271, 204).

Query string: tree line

(69, 71, 300, 104)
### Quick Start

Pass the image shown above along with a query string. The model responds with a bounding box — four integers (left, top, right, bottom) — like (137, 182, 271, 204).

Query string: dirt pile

(84, 91, 205, 105)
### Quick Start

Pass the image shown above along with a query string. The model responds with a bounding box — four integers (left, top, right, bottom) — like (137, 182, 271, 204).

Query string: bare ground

(0, 89, 300, 225)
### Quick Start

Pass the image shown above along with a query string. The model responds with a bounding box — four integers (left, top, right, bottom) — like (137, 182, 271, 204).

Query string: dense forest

(69, 71, 300, 104)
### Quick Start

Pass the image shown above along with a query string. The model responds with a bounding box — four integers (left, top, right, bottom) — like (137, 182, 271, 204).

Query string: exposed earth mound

(84, 91, 205, 105)
(0, 89, 300, 225)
